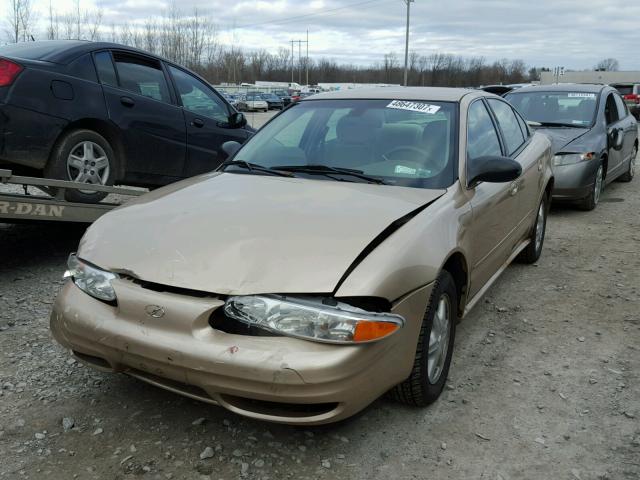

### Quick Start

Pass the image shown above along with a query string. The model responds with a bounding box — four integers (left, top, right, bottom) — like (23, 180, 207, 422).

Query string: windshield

(231, 99, 458, 189)
(246, 93, 261, 100)
(506, 91, 598, 126)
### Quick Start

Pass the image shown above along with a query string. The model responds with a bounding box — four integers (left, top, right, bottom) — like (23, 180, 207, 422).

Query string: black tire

(618, 144, 636, 182)
(517, 194, 548, 264)
(391, 270, 457, 407)
(578, 161, 604, 211)
(45, 129, 117, 203)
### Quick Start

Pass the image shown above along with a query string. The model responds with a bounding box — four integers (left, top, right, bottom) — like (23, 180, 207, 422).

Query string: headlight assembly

(224, 295, 404, 344)
(64, 254, 118, 303)
(553, 152, 595, 166)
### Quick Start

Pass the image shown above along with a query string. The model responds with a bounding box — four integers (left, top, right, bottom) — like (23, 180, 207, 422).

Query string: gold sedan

(51, 87, 553, 425)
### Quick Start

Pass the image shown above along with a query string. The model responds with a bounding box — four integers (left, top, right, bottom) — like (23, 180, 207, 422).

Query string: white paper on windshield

(567, 93, 596, 98)
(387, 100, 441, 114)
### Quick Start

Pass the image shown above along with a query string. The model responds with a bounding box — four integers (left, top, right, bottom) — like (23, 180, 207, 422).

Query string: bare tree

(595, 58, 619, 71)
(7, 0, 36, 42)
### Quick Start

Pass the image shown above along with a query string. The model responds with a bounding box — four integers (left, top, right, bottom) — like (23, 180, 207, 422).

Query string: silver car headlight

(224, 295, 404, 344)
(553, 152, 595, 166)
(64, 254, 118, 302)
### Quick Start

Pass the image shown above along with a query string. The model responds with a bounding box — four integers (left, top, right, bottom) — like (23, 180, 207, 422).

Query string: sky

(12, 0, 640, 70)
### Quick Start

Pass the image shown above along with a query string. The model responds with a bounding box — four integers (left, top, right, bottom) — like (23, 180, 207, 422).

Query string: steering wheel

(381, 146, 439, 171)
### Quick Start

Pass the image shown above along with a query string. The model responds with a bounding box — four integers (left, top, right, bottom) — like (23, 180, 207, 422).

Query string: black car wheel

(579, 161, 604, 211)
(618, 144, 636, 182)
(391, 270, 457, 406)
(45, 129, 117, 203)
(518, 194, 548, 263)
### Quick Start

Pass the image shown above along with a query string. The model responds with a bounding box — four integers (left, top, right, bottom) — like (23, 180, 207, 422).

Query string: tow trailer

(0, 169, 144, 223)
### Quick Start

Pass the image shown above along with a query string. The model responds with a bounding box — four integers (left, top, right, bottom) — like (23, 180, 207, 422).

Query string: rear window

(613, 85, 633, 96)
(0, 42, 64, 60)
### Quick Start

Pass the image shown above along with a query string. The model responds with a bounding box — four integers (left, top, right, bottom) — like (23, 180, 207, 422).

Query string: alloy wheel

(67, 141, 110, 192)
(594, 165, 603, 205)
(534, 201, 546, 253)
(427, 293, 451, 384)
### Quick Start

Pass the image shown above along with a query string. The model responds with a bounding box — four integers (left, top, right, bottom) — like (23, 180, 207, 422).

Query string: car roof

(0, 40, 165, 64)
(306, 86, 482, 102)
(509, 83, 607, 94)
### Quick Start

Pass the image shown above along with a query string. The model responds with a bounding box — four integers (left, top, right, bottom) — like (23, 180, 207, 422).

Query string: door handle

(120, 96, 135, 107)
(190, 118, 204, 128)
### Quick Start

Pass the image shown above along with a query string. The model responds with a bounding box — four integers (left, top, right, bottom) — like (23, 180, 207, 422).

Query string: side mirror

(229, 112, 247, 128)
(222, 141, 242, 158)
(468, 156, 522, 187)
(610, 129, 624, 151)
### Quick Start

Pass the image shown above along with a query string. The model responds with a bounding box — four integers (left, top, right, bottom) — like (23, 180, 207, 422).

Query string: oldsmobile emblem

(144, 305, 165, 318)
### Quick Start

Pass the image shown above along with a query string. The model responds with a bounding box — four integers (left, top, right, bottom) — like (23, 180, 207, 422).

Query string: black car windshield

(506, 91, 598, 126)
(231, 99, 458, 189)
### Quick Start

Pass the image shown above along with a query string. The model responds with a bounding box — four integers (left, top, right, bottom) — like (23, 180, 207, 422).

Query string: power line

(225, 0, 389, 30)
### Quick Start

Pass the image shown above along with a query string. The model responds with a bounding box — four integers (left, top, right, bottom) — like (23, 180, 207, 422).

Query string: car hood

(535, 127, 590, 154)
(78, 173, 445, 295)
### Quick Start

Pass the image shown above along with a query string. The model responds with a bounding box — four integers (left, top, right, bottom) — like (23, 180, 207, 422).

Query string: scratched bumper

(50, 278, 431, 425)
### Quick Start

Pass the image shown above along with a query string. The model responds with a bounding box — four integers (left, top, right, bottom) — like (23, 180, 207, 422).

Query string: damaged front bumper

(50, 278, 432, 425)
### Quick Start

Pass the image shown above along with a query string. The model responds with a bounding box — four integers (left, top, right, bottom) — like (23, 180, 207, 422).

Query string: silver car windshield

(234, 99, 458, 189)
(506, 91, 597, 126)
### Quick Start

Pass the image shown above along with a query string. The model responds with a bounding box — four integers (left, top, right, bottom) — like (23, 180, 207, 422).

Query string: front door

(168, 65, 250, 178)
(486, 98, 541, 238)
(95, 50, 186, 183)
(604, 92, 624, 178)
(465, 99, 521, 299)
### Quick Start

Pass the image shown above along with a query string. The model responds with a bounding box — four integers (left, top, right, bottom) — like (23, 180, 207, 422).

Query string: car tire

(45, 129, 117, 204)
(578, 161, 604, 211)
(618, 144, 636, 182)
(390, 270, 457, 407)
(517, 194, 548, 264)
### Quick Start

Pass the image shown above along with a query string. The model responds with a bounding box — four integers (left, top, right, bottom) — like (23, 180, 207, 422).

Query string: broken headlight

(64, 254, 118, 302)
(224, 295, 404, 344)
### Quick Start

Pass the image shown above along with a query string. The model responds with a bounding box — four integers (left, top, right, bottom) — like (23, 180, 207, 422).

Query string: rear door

(486, 98, 540, 237)
(465, 99, 521, 298)
(95, 50, 186, 182)
(167, 65, 250, 177)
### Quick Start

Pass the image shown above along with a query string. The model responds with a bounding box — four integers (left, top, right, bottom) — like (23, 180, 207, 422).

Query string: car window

(506, 91, 597, 126)
(233, 99, 458, 189)
(169, 66, 228, 122)
(467, 100, 502, 161)
(516, 111, 530, 139)
(113, 53, 171, 103)
(604, 94, 619, 125)
(614, 85, 633, 96)
(93, 51, 117, 87)
(271, 109, 314, 147)
(487, 99, 525, 155)
(613, 94, 627, 119)
(67, 53, 97, 82)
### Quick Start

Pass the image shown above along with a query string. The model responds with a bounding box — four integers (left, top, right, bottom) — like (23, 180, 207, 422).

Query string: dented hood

(79, 173, 445, 295)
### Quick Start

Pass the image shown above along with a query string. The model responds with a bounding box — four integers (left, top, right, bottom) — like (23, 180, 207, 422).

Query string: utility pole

(290, 40, 295, 84)
(306, 30, 309, 87)
(289, 38, 309, 86)
(403, 0, 414, 87)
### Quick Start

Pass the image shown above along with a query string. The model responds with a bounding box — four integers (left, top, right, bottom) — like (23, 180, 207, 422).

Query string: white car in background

(238, 93, 269, 112)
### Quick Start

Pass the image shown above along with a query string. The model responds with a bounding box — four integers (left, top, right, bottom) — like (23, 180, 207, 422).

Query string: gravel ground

(1, 154, 639, 479)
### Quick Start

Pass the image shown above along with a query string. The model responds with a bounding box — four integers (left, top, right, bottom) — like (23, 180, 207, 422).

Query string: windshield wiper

(272, 164, 386, 184)
(537, 121, 587, 128)
(220, 160, 294, 177)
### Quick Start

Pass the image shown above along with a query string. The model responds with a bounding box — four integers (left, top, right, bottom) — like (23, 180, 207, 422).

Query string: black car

(260, 92, 284, 110)
(506, 84, 637, 210)
(272, 90, 292, 106)
(0, 40, 253, 202)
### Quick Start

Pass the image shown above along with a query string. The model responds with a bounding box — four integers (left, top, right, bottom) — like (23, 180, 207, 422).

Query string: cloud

(26, 0, 640, 69)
